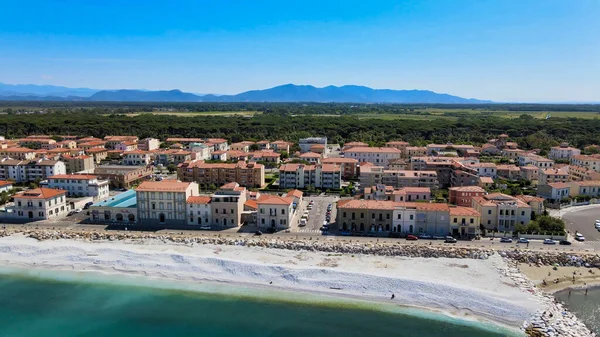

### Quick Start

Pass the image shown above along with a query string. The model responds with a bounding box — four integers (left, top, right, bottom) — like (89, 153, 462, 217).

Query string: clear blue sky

(1, 0, 598, 102)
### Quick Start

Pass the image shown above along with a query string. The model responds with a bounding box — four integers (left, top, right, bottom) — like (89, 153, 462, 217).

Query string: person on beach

(568, 290, 571, 297)
(391, 293, 395, 299)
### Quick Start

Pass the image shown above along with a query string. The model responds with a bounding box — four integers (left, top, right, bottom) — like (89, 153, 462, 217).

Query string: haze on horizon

(0, 0, 598, 103)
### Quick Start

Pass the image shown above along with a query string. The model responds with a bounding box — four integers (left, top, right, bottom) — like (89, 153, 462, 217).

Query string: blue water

(0, 269, 520, 337)
(555, 287, 600, 334)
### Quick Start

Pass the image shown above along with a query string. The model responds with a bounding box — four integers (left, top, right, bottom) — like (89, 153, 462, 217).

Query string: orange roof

(547, 182, 570, 189)
(322, 157, 359, 164)
(344, 147, 402, 154)
(207, 138, 227, 144)
(85, 148, 108, 153)
(3, 147, 35, 153)
(479, 177, 494, 183)
(449, 206, 480, 217)
(124, 150, 150, 155)
(15, 188, 66, 200)
(186, 196, 211, 204)
(186, 160, 262, 170)
(220, 182, 239, 189)
(256, 195, 293, 205)
(244, 200, 258, 209)
(386, 141, 409, 145)
(49, 174, 98, 180)
(299, 152, 322, 158)
(515, 195, 545, 203)
(402, 187, 431, 193)
(569, 180, 600, 187)
(449, 186, 486, 192)
(415, 203, 450, 211)
(338, 199, 409, 210)
(0, 180, 12, 187)
(286, 189, 303, 199)
(310, 144, 326, 149)
(136, 181, 192, 192)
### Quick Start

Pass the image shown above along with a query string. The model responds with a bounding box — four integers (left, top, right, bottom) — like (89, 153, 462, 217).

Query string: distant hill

(0, 82, 98, 97)
(0, 83, 491, 103)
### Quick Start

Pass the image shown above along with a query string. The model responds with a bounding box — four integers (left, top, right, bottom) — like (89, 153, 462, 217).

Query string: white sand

(0, 234, 542, 328)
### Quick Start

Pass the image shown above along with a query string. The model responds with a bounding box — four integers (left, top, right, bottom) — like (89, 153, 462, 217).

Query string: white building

(256, 195, 294, 230)
(136, 181, 199, 227)
(186, 195, 212, 226)
(343, 147, 402, 168)
(278, 163, 342, 190)
(518, 153, 554, 168)
(0, 180, 13, 193)
(210, 182, 247, 228)
(189, 143, 211, 160)
(465, 162, 498, 178)
(123, 151, 151, 166)
(42, 174, 110, 201)
(549, 143, 581, 160)
(299, 137, 327, 153)
(138, 138, 161, 151)
(0, 159, 66, 183)
(8, 188, 68, 221)
(392, 204, 417, 233)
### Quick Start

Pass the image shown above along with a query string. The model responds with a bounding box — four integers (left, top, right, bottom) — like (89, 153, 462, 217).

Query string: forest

(2, 106, 600, 151)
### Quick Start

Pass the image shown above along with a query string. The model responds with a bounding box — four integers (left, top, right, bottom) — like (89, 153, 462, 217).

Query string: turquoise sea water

(0, 269, 519, 337)
(555, 287, 600, 335)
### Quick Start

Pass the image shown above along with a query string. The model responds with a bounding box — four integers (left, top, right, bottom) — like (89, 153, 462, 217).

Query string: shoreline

(0, 234, 535, 334)
(518, 264, 600, 294)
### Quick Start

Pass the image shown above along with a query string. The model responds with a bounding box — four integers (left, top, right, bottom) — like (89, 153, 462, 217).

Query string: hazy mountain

(0, 82, 99, 97)
(0, 83, 491, 103)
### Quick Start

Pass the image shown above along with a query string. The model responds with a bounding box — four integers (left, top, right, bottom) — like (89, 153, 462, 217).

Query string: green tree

(249, 144, 260, 151)
(167, 164, 177, 174)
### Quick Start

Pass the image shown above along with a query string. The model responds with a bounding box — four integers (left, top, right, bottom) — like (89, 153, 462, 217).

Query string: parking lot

(295, 195, 339, 234)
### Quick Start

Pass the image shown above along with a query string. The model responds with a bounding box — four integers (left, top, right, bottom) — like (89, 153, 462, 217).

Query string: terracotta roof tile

(186, 196, 211, 204)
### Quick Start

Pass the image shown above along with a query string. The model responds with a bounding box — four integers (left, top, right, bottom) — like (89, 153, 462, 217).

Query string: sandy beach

(0, 234, 542, 330)
(519, 264, 600, 293)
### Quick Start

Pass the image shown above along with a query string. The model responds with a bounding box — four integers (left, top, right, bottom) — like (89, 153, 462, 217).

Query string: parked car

(575, 233, 585, 241)
(254, 230, 263, 236)
(388, 232, 403, 238)
(366, 232, 377, 237)
(559, 240, 572, 245)
(517, 238, 529, 244)
(418, 234, 432, 240)
(432, 235, 445, 240)
(199, 225, 211, 230)
(444, 236, 457, 243)
(543, 239, 556, 245)
(267, 227, 277, 234)
(320, 225, 329, 231)
(67, 210, 75, 216)
(83, 202, 94, 210)
(341, 231, 352, 236)
(500, 237, 513, 243)
(73, 208, 82, 213)
(406, 234, 418, 241)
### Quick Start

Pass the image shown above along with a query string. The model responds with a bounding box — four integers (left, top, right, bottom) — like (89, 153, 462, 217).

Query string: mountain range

(0, 82, 490, 103)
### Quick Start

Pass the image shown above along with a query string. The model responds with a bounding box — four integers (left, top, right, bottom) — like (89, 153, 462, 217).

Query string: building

(7, 188, 68, 221)
(138, 138, 161, 151)
(256, 195, 294, 230)
(520, 165, 539, 183)
(567, 181, 600, 198)
(570, 155, 600, 172)
(123, 151, 152, 166)
(189, 143, 211, 160)
(249, 150, 281, 164)
(19, 138, 57, 150)
(285, 189, 303, 206)
(449, 206, 481, 238)
(549, 143, 581, 160)
(278, 163, 341, 190)
(336, 199, 402, 233)
(62, 155, 95, 173)
(0, 180, 13, 193)
(518, 153, 554, 168)
(0, 147, 36, 160)
(270, 140, 291, 154)
(343, 147, 402, 168)
(42, 174, 110, 201)
(515, 195, 545, 215)
(471, 193, 531, 232)
(385, 141, 409, 152)
(210, 182, 247, 228)
(538, 168, 569, 185)
(359, 165, 439, 190)
(186, 196, 212, 226)
(496, 165, 521, 180)
(172, 151, 193, 165)
(569, 165, 600, 181)
(177, 161, 265, 188)
(104, 136, 139, 149)
(465, 162, 498, 178)
(449, 186, 487, 207)
(322, 157, 358, 179)
(166, 138, 205, 144)
(502, 148, 525, 161)
(478, 176, 494, 189)
(85, 148, 109, 164)
(343, 141, 369, 151)
(94, 165, 154, 188)
(205, 138, 229, 151)
(89, 189, 137, 223)
(364, 185, 430, 202)
(299, 137, 327, 153)
(414, 203, 451, 236)
(136, 181, 198, 227)
(298, 152, 322, 164)
(309, 144, 326, 155)
(230, 141, 255, 152)
(79, 141, 107, 151)
(537, 183, 571, 203)
(404, 146, 427, 158)
(0, 159, 66, 183)
(256, 140, 271, 150)
(426, 144, 475, 156)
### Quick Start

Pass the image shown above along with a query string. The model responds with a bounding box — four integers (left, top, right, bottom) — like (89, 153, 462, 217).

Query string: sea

(0, 268, 521, 337)
(555, 287, 600, 335)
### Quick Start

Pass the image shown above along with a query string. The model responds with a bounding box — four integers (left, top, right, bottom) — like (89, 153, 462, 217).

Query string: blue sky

(1, 0, 598, 102)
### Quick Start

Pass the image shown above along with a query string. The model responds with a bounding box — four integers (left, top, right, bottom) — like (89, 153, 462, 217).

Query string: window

(397, 214, 401, 220)
(409, 215, 413, 220)
(488, 210, 492, 215)
(360, 212, 364, 218)
(17, 201, 21, 206)
(521, 211, 525, 216)
(470, 218, 474, 224)
(453, 217, 457, 223)
(231, 209, 234, 214)
(487, 220, 491, 225)
(386, 214, 390, 220)
(39, 202, 42, 207)
(281, 209, 285, 215)
(215, 209, 219, 214)
(499, 210, 504, 215)
(151, 203, 155, 210)
(343, 212, 346, 218)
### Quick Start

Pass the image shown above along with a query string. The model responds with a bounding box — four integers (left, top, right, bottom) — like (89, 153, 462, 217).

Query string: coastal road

(561, 206, 600, 247)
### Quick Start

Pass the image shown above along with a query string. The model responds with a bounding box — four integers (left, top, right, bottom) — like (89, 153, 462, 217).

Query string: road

(561, 205, 600, 247)
(295, 195, 339, 234)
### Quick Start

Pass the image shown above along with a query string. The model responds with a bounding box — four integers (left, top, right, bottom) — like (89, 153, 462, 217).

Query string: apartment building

(502, 148, 525, 161)
(136, 181, 198, 227)
(569, 165, 600, 181)
(270, 140, 291, 154)
(538, 168, 569, 185)
(115, 142, 138, 152)
(359, 165, 439, 190)
(364, 185, 430, 202)
(62, 155, 95, 173)
(249, 150, 281, 164)
(520, 165, 539, 183)
(567, 181, 600, 198)
(0, 159, 66, 183)
(19, 138, 57, 150)
(464, 162, 497, 178)
(42, 174, 109, 200)
(570, 155, 600, 172)
(322, 157, 358, 179)
(298, 152, 322, 164)
(537, 183, 571, 203)
(210, 182, 246, 228)
(104, 136, 139, 150)
(496, 165, 521, 180)
(256, 195, 294, 230)
(299, 137, 327, 153)
(94, 165, 154, 188)
(178, 160, 265, 188)
(344, 147, 402, 168)
(518, 153, 554, 168)
(186, 196, 212, 226)
(230, 141, 255, 152)
(549, 143, 581, 160)
(172, 151, 193, 165)
(449, 186, 487, 207)
(449, 206, 481, 238)
(85, 147, 109, 163)
(123, 151, 151, 166)
(471, 193, 531, 232)
(189, 143, 211, 160)
(79, 141, 107, 151)
(404, 146, 427, 158)
(6, 188, 68, 221)
(137, 138, 161, 151)
(337, 199, 400, 233)
(385, 141, 409, 152)
(278, 163, 342, 190)
(205, 138, 229, 151)
(426, 144, 475, 156)
(343, 141, 369, 151)
(0, 147, 36, 160)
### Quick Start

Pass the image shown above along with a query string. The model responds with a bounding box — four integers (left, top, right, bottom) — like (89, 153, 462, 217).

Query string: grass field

(339, 109, 600, 121)
(125, 111, 260, 117)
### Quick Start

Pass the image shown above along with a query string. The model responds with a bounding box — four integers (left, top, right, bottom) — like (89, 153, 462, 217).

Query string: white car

(575, 233, 585, 241)
(74, 208, 82, 213)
